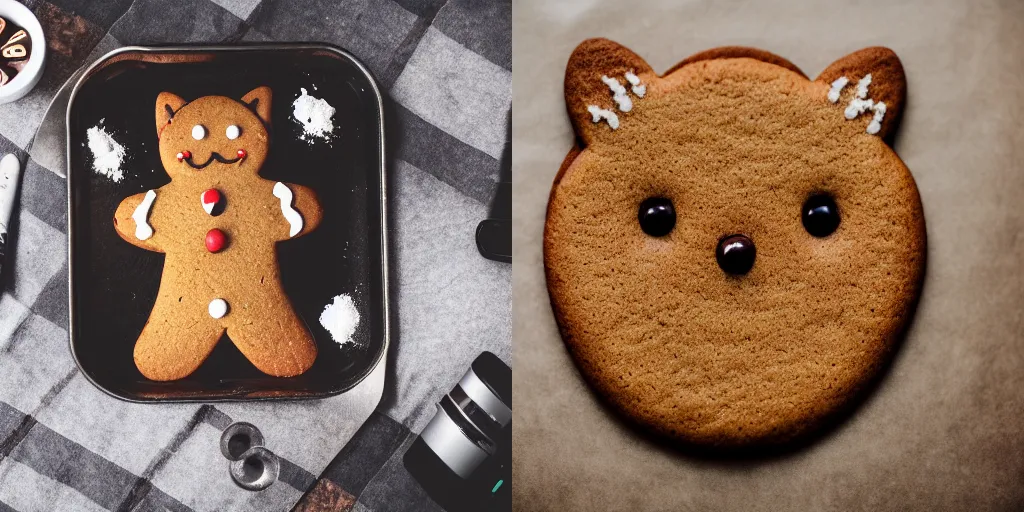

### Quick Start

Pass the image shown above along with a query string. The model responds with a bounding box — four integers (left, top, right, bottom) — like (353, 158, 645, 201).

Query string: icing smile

(182, 151, 242, 170)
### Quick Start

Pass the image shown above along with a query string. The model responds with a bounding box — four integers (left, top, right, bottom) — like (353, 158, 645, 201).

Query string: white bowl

(0, 0, 45, 104)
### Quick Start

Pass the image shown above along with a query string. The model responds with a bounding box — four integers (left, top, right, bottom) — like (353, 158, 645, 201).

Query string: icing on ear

(827, 76, 850, 103)
(587, 105, 619, 129)
(564, 38, 655, 144)
(155, 91, 186, 137)
(624, 71, 645, 97)
(601, 75, 633, 112)
(816, 47, 906, 141)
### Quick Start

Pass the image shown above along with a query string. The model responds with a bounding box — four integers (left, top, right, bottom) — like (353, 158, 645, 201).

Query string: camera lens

(404, 352, 512, 512)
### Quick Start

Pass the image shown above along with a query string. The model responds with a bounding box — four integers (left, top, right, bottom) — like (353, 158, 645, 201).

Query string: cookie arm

(274, 182, 322, 240)
(113, 191, 164, 252)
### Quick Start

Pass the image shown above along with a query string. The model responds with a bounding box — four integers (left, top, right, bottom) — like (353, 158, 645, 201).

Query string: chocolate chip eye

(802, 194, 840, 237)
(638, 197, 676, 237)
(716, 234, 756, 275)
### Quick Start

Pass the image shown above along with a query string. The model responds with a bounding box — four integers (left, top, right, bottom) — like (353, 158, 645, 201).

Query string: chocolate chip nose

(716, 234, 756, 275)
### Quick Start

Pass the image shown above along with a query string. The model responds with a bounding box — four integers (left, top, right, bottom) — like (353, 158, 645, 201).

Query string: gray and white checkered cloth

(0, 0, 510, 511)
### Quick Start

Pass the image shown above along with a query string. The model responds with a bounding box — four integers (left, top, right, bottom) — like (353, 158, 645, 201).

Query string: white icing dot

(191, 124, 206, 140)
(225, 124, 240, 140)
(208, 298, 228, 319)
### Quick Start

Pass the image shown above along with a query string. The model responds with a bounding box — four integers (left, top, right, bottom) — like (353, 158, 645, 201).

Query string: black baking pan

(65, 45, 389, 402)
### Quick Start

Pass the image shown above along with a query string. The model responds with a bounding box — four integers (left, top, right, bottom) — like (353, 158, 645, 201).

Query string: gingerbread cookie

(113, 86, 323, 381)
(544, 40, 925, 446)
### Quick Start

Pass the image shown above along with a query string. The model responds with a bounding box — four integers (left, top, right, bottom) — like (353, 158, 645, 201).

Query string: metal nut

(229, 447, 280, 491)
(219, 422, 264, 461)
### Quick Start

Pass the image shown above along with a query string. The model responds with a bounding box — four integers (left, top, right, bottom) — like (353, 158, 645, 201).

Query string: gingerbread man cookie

(545, 40, 925, 447)
(114, 86, 323, 381)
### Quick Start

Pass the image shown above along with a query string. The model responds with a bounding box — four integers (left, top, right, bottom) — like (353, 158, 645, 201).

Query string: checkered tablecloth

(0, 1, 511, 511)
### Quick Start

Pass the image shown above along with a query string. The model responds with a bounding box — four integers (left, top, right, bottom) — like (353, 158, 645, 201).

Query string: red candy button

(237, 149, 247, 159)
(202, 188, 220, 205)
(176, 150, 192, 162)
(205, 228, 226, 253)
(202, 188, 223, 215)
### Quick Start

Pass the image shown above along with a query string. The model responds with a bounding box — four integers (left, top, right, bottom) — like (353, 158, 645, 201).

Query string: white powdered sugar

(292, 87, 336, 142)
(319, 294, 360, 346)
(86, 125, 126, 182)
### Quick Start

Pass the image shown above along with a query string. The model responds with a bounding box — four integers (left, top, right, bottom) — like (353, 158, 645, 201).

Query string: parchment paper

(512, 0, 1024, 509)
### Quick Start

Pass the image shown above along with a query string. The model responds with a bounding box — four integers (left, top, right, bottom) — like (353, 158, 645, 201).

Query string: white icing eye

(191, 124, 206, 140)
(225, 125, 241, 140)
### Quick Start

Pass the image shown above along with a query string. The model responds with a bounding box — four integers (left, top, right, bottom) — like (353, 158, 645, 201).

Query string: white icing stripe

(132, 190, 156, 240)
(839, 74, 888, 135)
(273, 182, 303, 237)
(854, 74, 872, 99)
(827, 76, 849, 103)
(601, 75, 632, 112)
(867, 101, 886, 135)
(833, 73, 886, 135)
(624, 71, 646, 98)
(587, 105, 619, 130)
(844, 97, 874, 120)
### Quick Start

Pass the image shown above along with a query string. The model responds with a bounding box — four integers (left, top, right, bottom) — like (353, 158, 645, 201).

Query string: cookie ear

(155, 92, 186, 136)
(241, 86, 272, 126)
(564, 38, 655, 146)
(815, 47, 906, 141)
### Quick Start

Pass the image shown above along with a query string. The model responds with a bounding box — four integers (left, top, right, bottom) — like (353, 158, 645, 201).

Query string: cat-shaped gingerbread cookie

(545, 40, 926, 447)
(114, 86, 323, 381)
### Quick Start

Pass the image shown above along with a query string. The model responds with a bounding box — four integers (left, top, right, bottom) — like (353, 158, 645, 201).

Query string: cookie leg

(227, 299, 317, 378)
(133, 293, 225, 381)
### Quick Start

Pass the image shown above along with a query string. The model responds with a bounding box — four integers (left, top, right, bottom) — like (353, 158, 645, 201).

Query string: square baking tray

(65, 45, 389, 402)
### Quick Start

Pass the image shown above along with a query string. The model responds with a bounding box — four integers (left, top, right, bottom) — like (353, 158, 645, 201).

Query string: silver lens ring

(219, 422, 265, 461)
(229, 446, 280, 491)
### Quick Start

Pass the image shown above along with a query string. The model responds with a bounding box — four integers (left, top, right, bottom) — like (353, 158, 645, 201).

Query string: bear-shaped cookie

(544, 40, 926, 447)
(114, 86, 323, 381)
